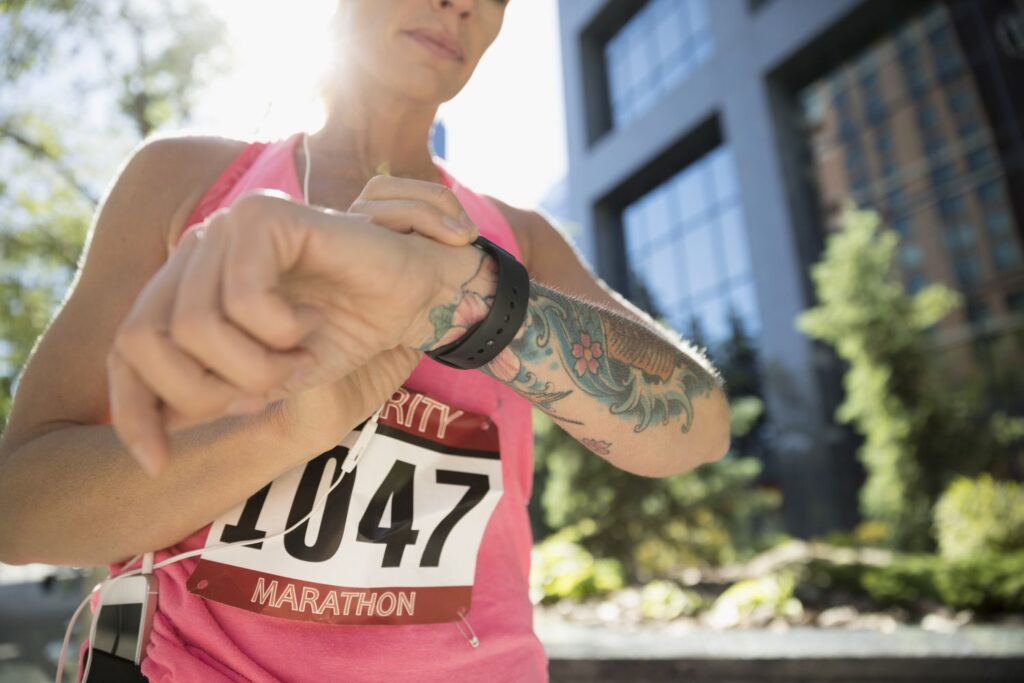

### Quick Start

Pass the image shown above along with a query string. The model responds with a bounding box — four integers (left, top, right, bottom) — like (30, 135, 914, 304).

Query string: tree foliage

(796, 207, 1021, 551)
(0, 0, 226, 431)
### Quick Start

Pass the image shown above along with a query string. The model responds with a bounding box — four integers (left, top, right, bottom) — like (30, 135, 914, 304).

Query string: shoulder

(481, 193, 565, 272)
(117, 133, 251, 255)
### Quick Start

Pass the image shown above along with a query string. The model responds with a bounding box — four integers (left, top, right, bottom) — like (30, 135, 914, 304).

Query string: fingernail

(227, 398, 266, 415)
(460, 215, 477, 234)
(443, 215, 471, 235)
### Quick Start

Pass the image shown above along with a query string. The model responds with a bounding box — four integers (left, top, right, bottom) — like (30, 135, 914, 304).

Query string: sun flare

(199, 0, 336, 139)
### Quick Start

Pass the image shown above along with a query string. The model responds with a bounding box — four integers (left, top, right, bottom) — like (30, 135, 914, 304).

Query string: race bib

(185, 386, 502, 625)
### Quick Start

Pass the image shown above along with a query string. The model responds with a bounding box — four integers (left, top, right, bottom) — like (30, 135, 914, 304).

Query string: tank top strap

(433, 159, 525, 263)
(184, 140, 271, 229)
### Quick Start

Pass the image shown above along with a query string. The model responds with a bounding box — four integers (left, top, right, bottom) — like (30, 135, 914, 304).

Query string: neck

(311, 66, 442, 183)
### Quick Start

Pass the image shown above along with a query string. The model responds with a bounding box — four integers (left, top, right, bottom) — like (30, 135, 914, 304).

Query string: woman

(0, 1, 731, 681)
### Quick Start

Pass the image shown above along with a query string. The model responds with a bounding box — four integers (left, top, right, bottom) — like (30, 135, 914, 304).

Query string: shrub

(933, 474, 1024, 561)
(639, 579, 703, 620)
(707, 571, 803, 627)
(529, 522, 625, 604)
(804, 549, 1024, 613)
(796, 207, 1016, 551)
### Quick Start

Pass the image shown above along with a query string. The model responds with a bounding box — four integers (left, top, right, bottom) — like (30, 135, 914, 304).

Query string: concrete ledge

(548, 657, 1024, 682)
(538, 618, 1024, 682)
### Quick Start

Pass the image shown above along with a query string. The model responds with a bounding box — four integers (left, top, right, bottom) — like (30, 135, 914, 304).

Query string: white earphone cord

(58, 132, 479, 683)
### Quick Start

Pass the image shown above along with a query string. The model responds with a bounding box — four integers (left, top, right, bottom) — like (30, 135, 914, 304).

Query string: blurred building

(556, 0, 1024, 536)
(431, 118, 447, 159)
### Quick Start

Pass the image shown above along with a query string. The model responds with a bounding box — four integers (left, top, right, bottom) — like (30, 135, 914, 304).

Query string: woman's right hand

(109, 175, 480, 476)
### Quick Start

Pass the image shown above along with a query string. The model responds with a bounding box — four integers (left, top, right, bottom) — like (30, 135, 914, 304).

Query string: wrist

(403, 240, 498, 351)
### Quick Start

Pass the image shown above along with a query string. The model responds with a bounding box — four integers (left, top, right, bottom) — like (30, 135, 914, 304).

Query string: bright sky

(196, 0, 567, 209)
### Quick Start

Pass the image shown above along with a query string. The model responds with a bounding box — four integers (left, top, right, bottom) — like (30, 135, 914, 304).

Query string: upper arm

(0, 135, 245, 461)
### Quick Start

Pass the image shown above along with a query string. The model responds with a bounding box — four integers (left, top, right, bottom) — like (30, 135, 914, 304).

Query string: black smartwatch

(427, 235, 530, 370)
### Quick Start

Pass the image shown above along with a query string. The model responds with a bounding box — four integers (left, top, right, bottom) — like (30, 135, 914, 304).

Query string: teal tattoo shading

(418, 251, 487, 352)
(484, 282, 719, 434)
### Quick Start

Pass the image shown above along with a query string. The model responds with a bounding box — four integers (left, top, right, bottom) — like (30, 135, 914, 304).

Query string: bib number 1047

(217, 446, 490, 568)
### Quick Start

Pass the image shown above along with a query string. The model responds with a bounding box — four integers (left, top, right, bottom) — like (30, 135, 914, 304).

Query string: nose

(433, 0, 473, 18)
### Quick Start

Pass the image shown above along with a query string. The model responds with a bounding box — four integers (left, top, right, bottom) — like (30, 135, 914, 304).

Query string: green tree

(796, 207, 1018, 551)
(0, 0, 227, 431)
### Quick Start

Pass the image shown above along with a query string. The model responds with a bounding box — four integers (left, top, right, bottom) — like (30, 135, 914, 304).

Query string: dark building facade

(556, 0, 1024, 536)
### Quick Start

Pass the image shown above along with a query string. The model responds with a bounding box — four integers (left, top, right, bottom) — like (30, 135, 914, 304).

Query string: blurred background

(1, 0, 1023, 681)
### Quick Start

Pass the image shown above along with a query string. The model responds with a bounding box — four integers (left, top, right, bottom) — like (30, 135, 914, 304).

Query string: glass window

(695, 294, 730, 345)
(924, 136, 946, 160)
(623, 199, 649, 257)
(675, 166, 706, 224)
(918, 104, 939, 130)
(845, 145, 865, 173)
(935, 49, 962, 81)
(644, 189, 676, 244)
(967, 147, 993, 173)
(605, 0, 715, 129)
(892, 215, 913, 237)
(985, 212, 1011, 237)
(875, 127, 892, 153)
(719, 206, 751, 280)
(958, 119, 981, 142)
(930, 163, 956, 188)
(954, 254, 981, 286)
(727, 280, 761, 338)
(906, 68, 929, 97)
(887, 188, 906, 211)
(621, 145, 760, 349)
(993, 240, 1022, 271)
(939, 195, 966, 217)
(943, 222, 975, 250)
(900, 243, 923, 269)
(709, 147, 738, 202)
(907, 274, 928, 294)
(966, 298, 990, 323)
(684, 221, 717, 298)
(1006, 291, 1024, 314)
(977, 181, 1002, 206)
(948, 88, 972, 114)
(898, 40, 919, 66)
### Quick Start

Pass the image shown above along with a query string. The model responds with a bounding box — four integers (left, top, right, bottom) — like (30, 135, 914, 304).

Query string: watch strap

(427, 235, 529, 370)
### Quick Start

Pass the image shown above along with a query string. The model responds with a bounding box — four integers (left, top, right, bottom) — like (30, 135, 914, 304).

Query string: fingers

(171, 216, 316, 398)
(107, 348, 168, 478)
(110, 220, 304, 473)
(350, 176, 479, 246)
(221, 196, 324, 352)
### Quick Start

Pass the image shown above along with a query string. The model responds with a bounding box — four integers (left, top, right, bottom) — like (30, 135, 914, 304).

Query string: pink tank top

(79, 132, 548, 682)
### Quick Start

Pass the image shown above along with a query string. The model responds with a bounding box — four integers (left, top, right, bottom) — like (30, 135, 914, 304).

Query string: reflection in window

(994, 241, 1022, 271)
(907, 274, 928, 294)
(622, 146, 760, 350)
(605, 0, 715, 129)
(985, 212, 1011, 237)
(797, 0, 1024, 357)
(900, 243, 923, 270)
(954, 254, 981, 287)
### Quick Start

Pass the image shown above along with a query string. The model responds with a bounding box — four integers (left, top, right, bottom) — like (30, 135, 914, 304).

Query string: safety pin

(456, 607, 480, 648)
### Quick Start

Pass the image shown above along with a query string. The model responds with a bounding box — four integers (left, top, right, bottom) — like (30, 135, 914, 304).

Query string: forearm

(0, 412, 316, 567)
(416, 247, 731, 477)
(496, 282, 730, 475)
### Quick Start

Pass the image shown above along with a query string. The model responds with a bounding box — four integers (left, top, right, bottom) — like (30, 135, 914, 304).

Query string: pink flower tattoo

(571, 333, 603, 376)
(581, 438, 612, 455)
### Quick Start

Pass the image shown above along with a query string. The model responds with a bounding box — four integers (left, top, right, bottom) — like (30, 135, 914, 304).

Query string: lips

(404, 29, 464, 62)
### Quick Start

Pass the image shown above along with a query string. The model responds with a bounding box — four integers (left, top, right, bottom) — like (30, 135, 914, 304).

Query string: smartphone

(87, 574, 158, 669)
